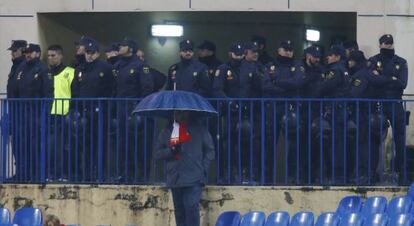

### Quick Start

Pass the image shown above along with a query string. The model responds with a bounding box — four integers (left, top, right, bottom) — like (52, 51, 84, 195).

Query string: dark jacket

(154, 121, 215, 188)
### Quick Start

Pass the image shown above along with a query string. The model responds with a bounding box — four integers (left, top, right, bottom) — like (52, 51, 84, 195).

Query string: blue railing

(0, 98, 412, 185)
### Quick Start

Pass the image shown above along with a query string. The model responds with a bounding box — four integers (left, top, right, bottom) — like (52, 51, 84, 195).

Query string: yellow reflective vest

(51, 66, 75, 115)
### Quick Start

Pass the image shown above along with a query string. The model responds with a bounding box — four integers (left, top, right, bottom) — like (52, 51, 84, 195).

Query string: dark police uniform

(197, 40, 223, 82)
(251, 35, 274, 65)
(367, 34, 408, 183)
(167, 40, 211, 97)
(7, 40, 27, 98)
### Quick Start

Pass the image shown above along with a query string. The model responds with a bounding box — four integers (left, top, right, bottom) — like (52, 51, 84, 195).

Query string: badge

(321, 73, 325, 79)
(193, 72, 198, 77)
(290, 67, 296, 72)
(112, 69, 118, 77)
(143, 66, 150, 74)
(353, 79, 361, 87)
(372, 70, 379, 76)
(209, 69, 213, 75)
(300, 66, 305, 72)
(226, 70, 233, 80)
(377, 61, 382, 68)
(248, 72, 253, 78)
(78, 72, 82, 81)
(17, 72, 22, 80)
(99, 72, 104, 77)
(270, 65, 275, 71)
(130, 69, 135, 74)
(34, 74, 39, 79)
(215, 70, 220, 77)
(227, 70, 232, 76)
(396, 65, 400, 70)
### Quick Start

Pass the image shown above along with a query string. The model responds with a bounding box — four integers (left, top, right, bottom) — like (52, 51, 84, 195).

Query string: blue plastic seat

(337, 196, 363, 216)
(360, 196, 387, 216)
(338, 213, 364, 226)
(387, 213, 414, 226)
(240, 211, 266, 226)
(315, 212, 339, 226)
(408, 183, 414, 200)
(265, 211, 290, 226)
(386, 196, 413, 216)
(215, 211, 241, 226)
(0, 208, 10, 225)
(12, 207, 42, 226)
(290, 212, 314, 226)
(362, 213, 388, 226)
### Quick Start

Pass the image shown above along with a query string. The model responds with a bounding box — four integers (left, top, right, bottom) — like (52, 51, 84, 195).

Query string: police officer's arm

(293, 65, 307, 89)
(154, 128, 175, 160)
(212, 67, 228, 98)
(202, 126, 215, 173)
(40, 66, 53, 98)
(275, 68, 299, 90)
(349, 74, 368, 98)
(389, 60, 408, 90)
(366, 69, 391, 86)
(139, 64, 154, 97)
(261, 68, 285, 96)
(71, 68, 80, 99)
(318, 69, 342, 94)
(196, 65, 212, 97)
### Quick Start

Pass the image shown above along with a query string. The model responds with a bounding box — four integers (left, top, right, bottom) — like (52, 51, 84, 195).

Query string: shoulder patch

(143, 66, 150, 74)
(372, 70, 379, 76)
(193, 71, 198, 77)
(112, 69, 118, 77)
(300, 66, 305, 72)
(353, 79, 361, 87)
(99, 72, 104, 77)
(290, 67, 296, 72)
(215, 69, 220, 77)
(130, 68, 135, 74)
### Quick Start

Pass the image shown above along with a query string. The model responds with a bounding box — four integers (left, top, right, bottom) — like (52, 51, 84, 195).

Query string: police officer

(7, 40, 27, 98)
(46, 44, 75, 181)
(167, 39, 211, 97)
(343, 40, 359, 60)
(367, 34, 408, 184)
(317, 45, 349, 183)
(14, 43, 51, 181)
(104, 42, 120, 65)
(73, 36, 93, 69)
(251, 35, 273, 65)
(197, 40, 222, 82)
(71, 38, 114, 181)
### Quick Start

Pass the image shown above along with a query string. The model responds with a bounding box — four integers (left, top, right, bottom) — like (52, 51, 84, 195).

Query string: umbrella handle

(174, 82, 177, 91)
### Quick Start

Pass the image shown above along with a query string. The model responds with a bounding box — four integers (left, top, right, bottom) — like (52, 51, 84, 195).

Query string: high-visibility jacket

(51, 66, 75, 115)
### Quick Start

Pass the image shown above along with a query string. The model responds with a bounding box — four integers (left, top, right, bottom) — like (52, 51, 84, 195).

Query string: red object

(169, 122, 191, 160)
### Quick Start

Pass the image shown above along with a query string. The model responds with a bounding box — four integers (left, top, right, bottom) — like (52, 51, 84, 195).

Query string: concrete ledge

(0, 185, 407, 226)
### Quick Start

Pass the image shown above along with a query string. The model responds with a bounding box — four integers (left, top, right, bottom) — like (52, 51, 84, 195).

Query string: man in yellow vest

(47, 44, 75, 181)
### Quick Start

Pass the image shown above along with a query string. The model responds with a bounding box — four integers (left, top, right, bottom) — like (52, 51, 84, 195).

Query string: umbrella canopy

(132, 90, 218, 118)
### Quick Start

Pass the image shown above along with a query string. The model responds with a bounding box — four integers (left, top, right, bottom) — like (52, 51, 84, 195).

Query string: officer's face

(348, 60, 356, 68)
(326, 54, 340, 64)
(25, 51, 39, 61)
(47, 50, 63, 66)
(105, 51, 118, 59)
(198, 49, 213, 58)
(136, 49, 145, 61)
(245, 50, 259, 62)
(76, 45, 85, 55)
(306, 54, 320, 66)
(85, 51, 100, 63)
(180, 50, 194, 60)
(380, 43, 394, 49)
(230, 52, 244, 60)
(11, 49, 23, 60)
(278, 48, 293, 58)
(118, 45, 131, 56)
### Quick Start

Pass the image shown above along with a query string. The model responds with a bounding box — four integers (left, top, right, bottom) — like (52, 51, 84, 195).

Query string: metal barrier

(0, 98, 412, 185)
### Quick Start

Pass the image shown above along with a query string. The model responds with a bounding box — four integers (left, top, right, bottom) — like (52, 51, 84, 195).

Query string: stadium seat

(337, 196, 363, 216)
(12, 207, 42, 226)
(360, 196, 387, 216)
(290, 212, 314, 226)
(239, 211, 266, 226)
(265, 211, 290, 226)
(338, 213, 364, 226)
(387, 213, 414, 226)
(386, 196, 413, 216)
(362, 213, 388, 226)
(215, 211, 241, 226)
(315, 212, 340, 226)
(408, 183, 414, 200)
(0, 208, 10, 225)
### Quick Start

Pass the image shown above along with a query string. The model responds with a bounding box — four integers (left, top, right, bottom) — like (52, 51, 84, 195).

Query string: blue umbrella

(132, 90, 218, 118)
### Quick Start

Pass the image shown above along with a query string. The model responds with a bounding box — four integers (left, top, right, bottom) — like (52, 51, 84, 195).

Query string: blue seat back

(0, 209, 10, 225)
(408, 183, 414, 200)
(12, 208, 42, 226)
(386, 196, 413, 216)
(337, 196, 363, 216)
(338, 213, 364, 226)
(315, 212, 339, 226)
(362, 213, 388, 226)
(240, 211, 266, 226)
(265, 211, 290, 226)
(290, 212, 314, 226)
(215, 211, 241, 226)
(361, 196, 387, 216)
(388, 213, 414, 226)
